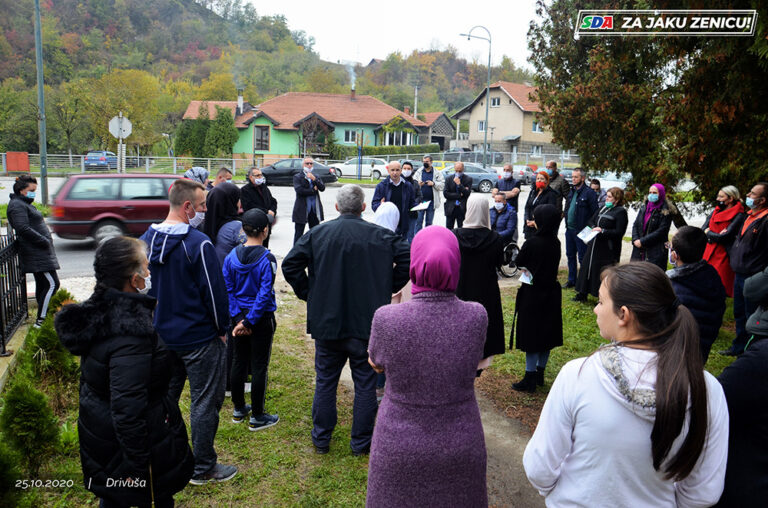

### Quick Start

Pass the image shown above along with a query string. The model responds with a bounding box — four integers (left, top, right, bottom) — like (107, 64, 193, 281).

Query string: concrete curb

(0, 322, 31, 395)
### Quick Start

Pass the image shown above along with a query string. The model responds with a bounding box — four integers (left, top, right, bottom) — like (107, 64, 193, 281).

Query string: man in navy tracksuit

(139, 179, 235, 486)
(371, 161, 418, 239)
(222, 209, 279, 432)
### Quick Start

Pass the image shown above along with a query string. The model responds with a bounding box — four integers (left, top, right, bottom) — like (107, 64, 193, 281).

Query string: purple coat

(367, 291, 488, 507)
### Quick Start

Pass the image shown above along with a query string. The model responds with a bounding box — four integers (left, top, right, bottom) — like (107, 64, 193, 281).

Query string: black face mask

(716, 201, 727, 210)
(423, 162, 430, 168)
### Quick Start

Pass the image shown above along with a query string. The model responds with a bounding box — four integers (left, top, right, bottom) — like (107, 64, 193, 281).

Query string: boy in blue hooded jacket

(222, 208, 279, 431)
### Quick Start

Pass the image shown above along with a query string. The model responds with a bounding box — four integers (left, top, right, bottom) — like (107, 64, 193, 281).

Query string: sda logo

(580, 15, 614, 29)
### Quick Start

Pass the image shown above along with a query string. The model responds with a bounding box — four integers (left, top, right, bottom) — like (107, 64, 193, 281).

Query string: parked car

(430, 160, 450, 172)
(591, 171, 631, 190)
(398, 159, 423, 173)
(559, 169, 573, 184)
(84, 151, 117, 170)
(49, 174, 181, 244)
(260, 158, 339, 186)
(443, 150, 505, 165)
(329, 157, 388, 179)
(512, 164, 536, 185)
(441, 163, 500, 193)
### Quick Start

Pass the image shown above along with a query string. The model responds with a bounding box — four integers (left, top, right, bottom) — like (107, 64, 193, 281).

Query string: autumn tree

(47, 80, 92, 164)
(203, 105, 238, 157)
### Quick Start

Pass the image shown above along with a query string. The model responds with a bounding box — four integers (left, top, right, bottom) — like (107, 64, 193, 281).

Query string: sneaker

(224, 390, 232, 398)
(314, 445, 330, 455)
(189, 463, 238, 485)
(232, 404, 251, 423)
(249, 413, 279, 432)
(32, 319, 44, 329)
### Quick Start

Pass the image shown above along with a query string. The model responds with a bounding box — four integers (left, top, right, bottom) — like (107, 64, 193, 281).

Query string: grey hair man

(282, 184, 410, 455)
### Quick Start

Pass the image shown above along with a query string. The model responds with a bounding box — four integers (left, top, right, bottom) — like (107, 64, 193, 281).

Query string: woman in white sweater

(523, 262, 729, 507)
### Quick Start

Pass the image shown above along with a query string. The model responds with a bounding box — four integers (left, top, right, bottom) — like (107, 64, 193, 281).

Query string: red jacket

(703, 202, 746, 297)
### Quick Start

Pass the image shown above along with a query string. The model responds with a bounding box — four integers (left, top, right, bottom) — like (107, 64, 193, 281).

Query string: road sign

(109, 115, 132, 139)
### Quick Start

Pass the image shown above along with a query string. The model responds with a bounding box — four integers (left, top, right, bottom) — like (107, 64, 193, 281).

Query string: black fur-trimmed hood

(55, 288, 157, 356)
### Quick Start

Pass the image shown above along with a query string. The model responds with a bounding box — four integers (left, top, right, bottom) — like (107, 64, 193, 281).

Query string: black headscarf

(203, 182, 241, 243)
(532, 204, 561, 237)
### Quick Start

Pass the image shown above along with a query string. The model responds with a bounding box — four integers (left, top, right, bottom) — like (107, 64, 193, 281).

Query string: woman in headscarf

(372, 201, 400, 234)
(204, 182, 246, 264)
(367, 226, 488, 507)
(184, 166, 210, 186)
(631, 183, 673, 270)
(523, 171, 559, 239)
(455, 194, 505, 372)
(511, 204, 563, 392)
(702, 185, 746, 297)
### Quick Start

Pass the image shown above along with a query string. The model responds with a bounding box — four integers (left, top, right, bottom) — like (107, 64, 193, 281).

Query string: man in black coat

(292, 156, 325, 245)
(282, 185, 410, 455)
(443, 161, 473, 229)
(241, 166, 277, 247)
(666, 226, 726, 362)
(563, 168, 598, 288)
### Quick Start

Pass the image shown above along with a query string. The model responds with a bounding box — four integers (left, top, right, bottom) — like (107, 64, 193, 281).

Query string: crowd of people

(5, 156, 767, 506)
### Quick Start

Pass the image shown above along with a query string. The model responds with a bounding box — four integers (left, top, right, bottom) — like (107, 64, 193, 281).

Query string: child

(222, 209, 279, 431)
(667, 225, 727, 362)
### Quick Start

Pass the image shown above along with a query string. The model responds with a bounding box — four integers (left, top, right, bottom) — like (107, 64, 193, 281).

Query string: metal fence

(0, 228, 27, 356)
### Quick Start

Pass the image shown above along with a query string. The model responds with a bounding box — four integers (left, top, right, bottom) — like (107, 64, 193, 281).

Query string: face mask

(746, 197, 759, 209)
(605, 201, 615, 209)
(253, 177, 265, 185)
(668, 249, 676, 266)
(135, 273, 151, 295)
(503, 172, 512, 179)
(187, 209, 205, 228)
(536, 181, 547, 190)
(494, 202, 505, 211)
(303, 167, 312, 175)
(422, 162, 430, 168)
(402, 170, 412, 178)
(545, 169, 553, 176)
(648, 193, 659, 203)
(26, 191, 36, 199)
(716, 200, 727, 210)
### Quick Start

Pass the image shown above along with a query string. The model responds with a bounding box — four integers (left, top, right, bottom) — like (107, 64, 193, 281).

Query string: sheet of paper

(577, 226, 599, 244)
(410, 201, 430, 212)
(519, 269, 533, 285)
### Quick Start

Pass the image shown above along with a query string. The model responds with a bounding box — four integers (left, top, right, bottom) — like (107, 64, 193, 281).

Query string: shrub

(59, 421, 78, 456)
(0, 441, 21, 506)
(47, 288, 76, 313)
(29, 316, 79, 382)
(0, 382, 60, 475)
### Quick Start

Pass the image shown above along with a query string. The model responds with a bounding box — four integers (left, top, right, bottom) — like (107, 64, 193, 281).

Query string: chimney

(237, 88, 244, 115)
(404, 106, 411, 116)
(351, 88, 356, 100)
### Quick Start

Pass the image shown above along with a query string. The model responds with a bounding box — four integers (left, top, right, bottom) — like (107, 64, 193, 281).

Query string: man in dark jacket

(546, 160, 571, 212)
(371, 161, 418, 239)
(292, 157, 325, 245)
(563, 168, 598, 288)
(443, 161, 473, 229)
(240, 166, 277, 247)
(282, 185, 410, 455)
(139, 179, 236, 485)
(667, 226, 727, 362)
(490, 193, 517, 244)
(721, 182, 768, 356)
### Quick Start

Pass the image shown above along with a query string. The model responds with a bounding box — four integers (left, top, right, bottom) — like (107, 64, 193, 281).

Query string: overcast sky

(253, 0, 540, 70)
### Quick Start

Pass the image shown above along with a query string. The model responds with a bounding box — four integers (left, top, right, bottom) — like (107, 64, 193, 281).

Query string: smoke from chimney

(237, 88, 244, 115)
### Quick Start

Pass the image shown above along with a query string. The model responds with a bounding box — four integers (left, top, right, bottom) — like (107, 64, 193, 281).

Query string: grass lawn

(336, 177, 379, 185)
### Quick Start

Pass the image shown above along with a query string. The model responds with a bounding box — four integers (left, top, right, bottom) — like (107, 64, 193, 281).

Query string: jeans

(525, 350, 551, 372)
(406, 216, 418, 243)
(415, 201, 435, 233)
(230, 313, 275, 415)
(565, 228, 587, 285)
(732, 272, 758, 353)
(294, 211, 320, 244)
(167, 338, 226, 476)
(312, 338, 378, 453)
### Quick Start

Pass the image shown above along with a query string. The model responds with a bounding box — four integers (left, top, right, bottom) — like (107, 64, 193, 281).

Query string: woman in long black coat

(574, 187, 629, 300)
(631, 183, 672, 270)
(511, 204, 562, 392)
(523, 171, 559, 239)
(55, 236, 193, 508)
(6, 174, 60, 326)
(455, 194, 505, 364)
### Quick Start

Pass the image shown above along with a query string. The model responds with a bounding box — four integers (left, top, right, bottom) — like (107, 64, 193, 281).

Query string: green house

(182, 91, 429, 166)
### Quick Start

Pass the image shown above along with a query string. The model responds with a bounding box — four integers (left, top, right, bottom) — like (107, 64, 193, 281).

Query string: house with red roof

(452, 81, 567, 159)
(182, 90, 429, 164)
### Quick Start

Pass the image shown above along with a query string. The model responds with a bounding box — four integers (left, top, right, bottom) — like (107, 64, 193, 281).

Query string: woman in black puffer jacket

(55, 236, 193, 508)
(6, 174, 60, 326)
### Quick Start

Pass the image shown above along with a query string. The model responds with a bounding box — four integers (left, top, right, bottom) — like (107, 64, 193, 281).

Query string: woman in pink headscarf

(631, 183, 673, 270)
(367, 226, 489, 507)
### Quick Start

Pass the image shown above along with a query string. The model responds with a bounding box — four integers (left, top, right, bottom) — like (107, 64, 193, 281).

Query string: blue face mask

(648, 193, 659, 203)
(26, 191, 36, 199)
(746, 197, 756, 209)
(545, 169, 553, 176)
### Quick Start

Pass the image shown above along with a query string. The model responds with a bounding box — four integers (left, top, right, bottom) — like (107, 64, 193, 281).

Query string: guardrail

(0, 228, 27, 356)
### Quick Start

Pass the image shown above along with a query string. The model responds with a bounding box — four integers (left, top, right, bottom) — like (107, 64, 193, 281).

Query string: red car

(49, 174, 181, 243)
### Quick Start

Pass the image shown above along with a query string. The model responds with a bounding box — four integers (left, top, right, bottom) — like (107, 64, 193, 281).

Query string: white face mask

(187, 209, 205, 228)
(503, 172, 512, 179)
(135, 273, 151, 295)
(253, 177, 265, 185)
(402, 169, 413, 178)
(494, 202, 505, 211)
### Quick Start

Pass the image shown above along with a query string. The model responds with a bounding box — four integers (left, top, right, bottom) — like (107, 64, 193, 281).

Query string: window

(477, 120, 486, 132)
(531, 145, 542, 156)
(490, 97, 500, 107)
(67, 178, 119, 201)
(344, 130, 358, 143)
(121, 178, 167, 200)
(532, 121, 543, 133)
(254, 126, 269, 151)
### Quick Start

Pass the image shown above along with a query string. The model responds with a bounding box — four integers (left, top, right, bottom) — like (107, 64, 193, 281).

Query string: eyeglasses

(304, 162, 313, 166)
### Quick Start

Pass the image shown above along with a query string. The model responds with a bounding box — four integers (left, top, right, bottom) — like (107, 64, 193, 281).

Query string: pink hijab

(410, 226, 461, 295)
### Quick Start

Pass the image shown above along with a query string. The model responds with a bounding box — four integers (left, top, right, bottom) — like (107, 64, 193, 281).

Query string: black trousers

(445, 207, 464, 230)
(33, 270, 60, 322)
(230, 312, 276, 415)
(293, 211, 320, 244)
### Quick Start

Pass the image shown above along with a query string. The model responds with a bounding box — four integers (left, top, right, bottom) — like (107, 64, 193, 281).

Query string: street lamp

(460, 25, 492, 168)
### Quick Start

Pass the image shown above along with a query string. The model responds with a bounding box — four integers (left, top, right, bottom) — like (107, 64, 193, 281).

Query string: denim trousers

(312, 338, 377, 453)
(167, 338, 226, 476)
(525, 350, 551, 371)
(565, 228, 587, 284)
(415, 201, 435, 233)
(732, 272, 758, 353)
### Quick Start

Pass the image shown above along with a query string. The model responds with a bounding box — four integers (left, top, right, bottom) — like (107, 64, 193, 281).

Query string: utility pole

(33, 0, 48, 204)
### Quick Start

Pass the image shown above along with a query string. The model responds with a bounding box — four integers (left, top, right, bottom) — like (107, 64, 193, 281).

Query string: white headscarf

(373, 201, 400, 232)
(463, 194, 491, 229)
